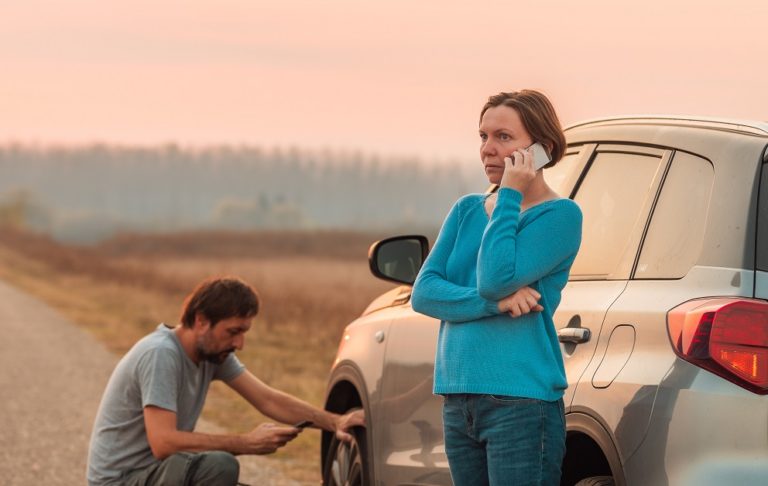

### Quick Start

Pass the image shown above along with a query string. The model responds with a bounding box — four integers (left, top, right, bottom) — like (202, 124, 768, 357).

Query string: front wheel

(322, 424, 369, 486)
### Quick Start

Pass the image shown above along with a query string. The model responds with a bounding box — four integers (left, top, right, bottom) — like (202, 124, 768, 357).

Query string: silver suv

(321, 116, 768, 486)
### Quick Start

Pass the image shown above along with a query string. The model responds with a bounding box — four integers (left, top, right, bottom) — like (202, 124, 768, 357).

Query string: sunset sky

(1, 0, 766, 161)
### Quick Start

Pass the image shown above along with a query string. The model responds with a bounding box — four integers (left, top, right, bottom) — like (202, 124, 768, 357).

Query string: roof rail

(565, 115, 768, 136)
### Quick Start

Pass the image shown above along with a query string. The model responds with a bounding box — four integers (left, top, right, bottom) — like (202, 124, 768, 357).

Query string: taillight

(667, 298, 768, 394)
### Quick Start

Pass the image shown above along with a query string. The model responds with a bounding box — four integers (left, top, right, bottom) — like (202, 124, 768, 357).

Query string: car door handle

(557, 327, 591, 344)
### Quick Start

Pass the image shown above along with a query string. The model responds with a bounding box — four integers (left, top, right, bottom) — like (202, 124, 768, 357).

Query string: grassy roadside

(0, 227, 393, 483)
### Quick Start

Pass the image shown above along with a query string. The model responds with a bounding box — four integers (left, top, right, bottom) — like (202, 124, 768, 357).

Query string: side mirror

(368, 235, 429, 285)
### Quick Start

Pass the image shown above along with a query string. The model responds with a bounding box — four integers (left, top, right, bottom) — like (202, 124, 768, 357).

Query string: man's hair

(480, 90, 566, 168)
(180, 277, 259, 328)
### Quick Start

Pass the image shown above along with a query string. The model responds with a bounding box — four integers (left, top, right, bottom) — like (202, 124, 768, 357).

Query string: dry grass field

(0, 227, 395, 483)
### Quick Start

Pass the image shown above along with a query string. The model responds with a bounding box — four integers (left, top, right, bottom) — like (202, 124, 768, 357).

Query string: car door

(561, 144, 671, 408)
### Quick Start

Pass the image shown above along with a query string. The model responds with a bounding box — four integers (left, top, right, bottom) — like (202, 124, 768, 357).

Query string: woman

(411, 90, 582, 485)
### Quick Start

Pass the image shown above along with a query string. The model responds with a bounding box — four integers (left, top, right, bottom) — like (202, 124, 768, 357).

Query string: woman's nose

(481, 140, 496, 156)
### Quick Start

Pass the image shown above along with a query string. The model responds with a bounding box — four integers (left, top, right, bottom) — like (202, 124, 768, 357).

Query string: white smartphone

(528, 142, 552, 170)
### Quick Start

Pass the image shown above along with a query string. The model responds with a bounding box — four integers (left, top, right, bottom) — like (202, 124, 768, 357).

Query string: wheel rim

(328, 436, 363, 486)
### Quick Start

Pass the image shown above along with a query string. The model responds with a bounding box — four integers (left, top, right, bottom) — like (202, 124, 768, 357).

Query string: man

(87, 277, 364, 486)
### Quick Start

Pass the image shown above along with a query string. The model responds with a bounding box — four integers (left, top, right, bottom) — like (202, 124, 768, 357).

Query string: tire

(322, 424, 370, 486)
(573, 476, 615, 486)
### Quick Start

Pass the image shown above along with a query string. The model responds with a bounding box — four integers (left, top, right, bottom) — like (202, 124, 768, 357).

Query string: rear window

(757, 161, 768, 272)
(635, 152, 714, 279)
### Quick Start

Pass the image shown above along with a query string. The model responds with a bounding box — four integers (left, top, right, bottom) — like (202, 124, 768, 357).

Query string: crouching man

(87, 276, 364, 486)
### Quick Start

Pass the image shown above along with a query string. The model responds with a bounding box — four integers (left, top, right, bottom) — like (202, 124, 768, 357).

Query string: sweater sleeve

(477, 188, 582, 301)
(411, 198, 502, 323)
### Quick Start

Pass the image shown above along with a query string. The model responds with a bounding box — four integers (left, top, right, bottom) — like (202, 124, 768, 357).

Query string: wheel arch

(322, 362, 374, 481)
(564, 411, 626, 486)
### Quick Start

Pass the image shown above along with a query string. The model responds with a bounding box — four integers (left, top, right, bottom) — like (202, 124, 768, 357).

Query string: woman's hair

(480, 90, 566, 168)
(180, 276, 260, 328)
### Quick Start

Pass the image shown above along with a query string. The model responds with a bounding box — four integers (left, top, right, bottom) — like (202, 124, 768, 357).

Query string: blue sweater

(411, 187, 582, 401)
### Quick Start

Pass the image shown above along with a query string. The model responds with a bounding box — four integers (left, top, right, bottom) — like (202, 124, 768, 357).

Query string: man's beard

(196, 343, 235, 364)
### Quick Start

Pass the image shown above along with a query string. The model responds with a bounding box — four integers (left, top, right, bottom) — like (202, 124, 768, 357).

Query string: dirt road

(0, 278, 303, 485)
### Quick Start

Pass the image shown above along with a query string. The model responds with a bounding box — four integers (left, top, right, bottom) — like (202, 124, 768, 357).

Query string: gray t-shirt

(87, 324, 245, 485)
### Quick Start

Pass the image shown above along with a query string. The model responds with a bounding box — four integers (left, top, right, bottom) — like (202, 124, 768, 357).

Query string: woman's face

(479, 105, 534, 184)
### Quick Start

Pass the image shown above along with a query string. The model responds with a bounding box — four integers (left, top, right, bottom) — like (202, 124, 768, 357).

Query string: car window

(757, 162, 768, 272)
(635, 152, 714, 279)
(543, 150, 581, 197)
(570, 149, 665, 280)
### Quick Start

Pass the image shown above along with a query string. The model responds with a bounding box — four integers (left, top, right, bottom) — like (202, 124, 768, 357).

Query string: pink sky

(1, 0, 766, 161)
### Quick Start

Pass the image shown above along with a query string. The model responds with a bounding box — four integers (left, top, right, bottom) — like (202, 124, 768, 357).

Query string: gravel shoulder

(0, 278, 303, 485)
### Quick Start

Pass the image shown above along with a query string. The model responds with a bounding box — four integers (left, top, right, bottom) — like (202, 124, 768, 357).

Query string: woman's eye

(499, 133, 511, 141)
(479, 133, 488, 141)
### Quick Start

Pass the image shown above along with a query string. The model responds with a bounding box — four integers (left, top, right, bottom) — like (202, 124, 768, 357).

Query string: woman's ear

(544, 141, 554, 157)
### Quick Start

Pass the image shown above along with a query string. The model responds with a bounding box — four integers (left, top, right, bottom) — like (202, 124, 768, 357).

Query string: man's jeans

(442, 394, 566, 486)
(119, 451, 240, 486)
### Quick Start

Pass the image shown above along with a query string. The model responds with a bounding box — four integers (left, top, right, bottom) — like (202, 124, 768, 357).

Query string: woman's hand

(500, 147, 537, 194)
(497, 286, 543, 318)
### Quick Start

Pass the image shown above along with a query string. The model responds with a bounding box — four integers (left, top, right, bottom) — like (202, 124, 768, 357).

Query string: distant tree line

(0, 144, 487, 243)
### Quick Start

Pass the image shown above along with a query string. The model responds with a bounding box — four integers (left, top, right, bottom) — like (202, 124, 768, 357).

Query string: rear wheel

(322, 423, 369, 486)
(574, 476, 615, 486)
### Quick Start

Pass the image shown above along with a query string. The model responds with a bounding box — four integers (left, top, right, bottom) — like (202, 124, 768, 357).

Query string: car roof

(565, 115, 768, 137)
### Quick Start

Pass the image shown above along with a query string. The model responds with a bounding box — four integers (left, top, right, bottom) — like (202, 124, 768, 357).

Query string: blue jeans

(442, 394, 565, 486)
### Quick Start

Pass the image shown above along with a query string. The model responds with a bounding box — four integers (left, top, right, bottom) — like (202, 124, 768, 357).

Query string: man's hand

(498, 286, 543, 318)
(240, 423, 300, 455)
(333, 409, 366, 443)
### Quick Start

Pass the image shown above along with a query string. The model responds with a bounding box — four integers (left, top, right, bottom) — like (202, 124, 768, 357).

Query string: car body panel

(557, 280, 630, 406)
(572, 267, 759, 480)
(377, 306, 449, 485)
(330, 307, 395, 404)
(623, 359, 768, 485)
